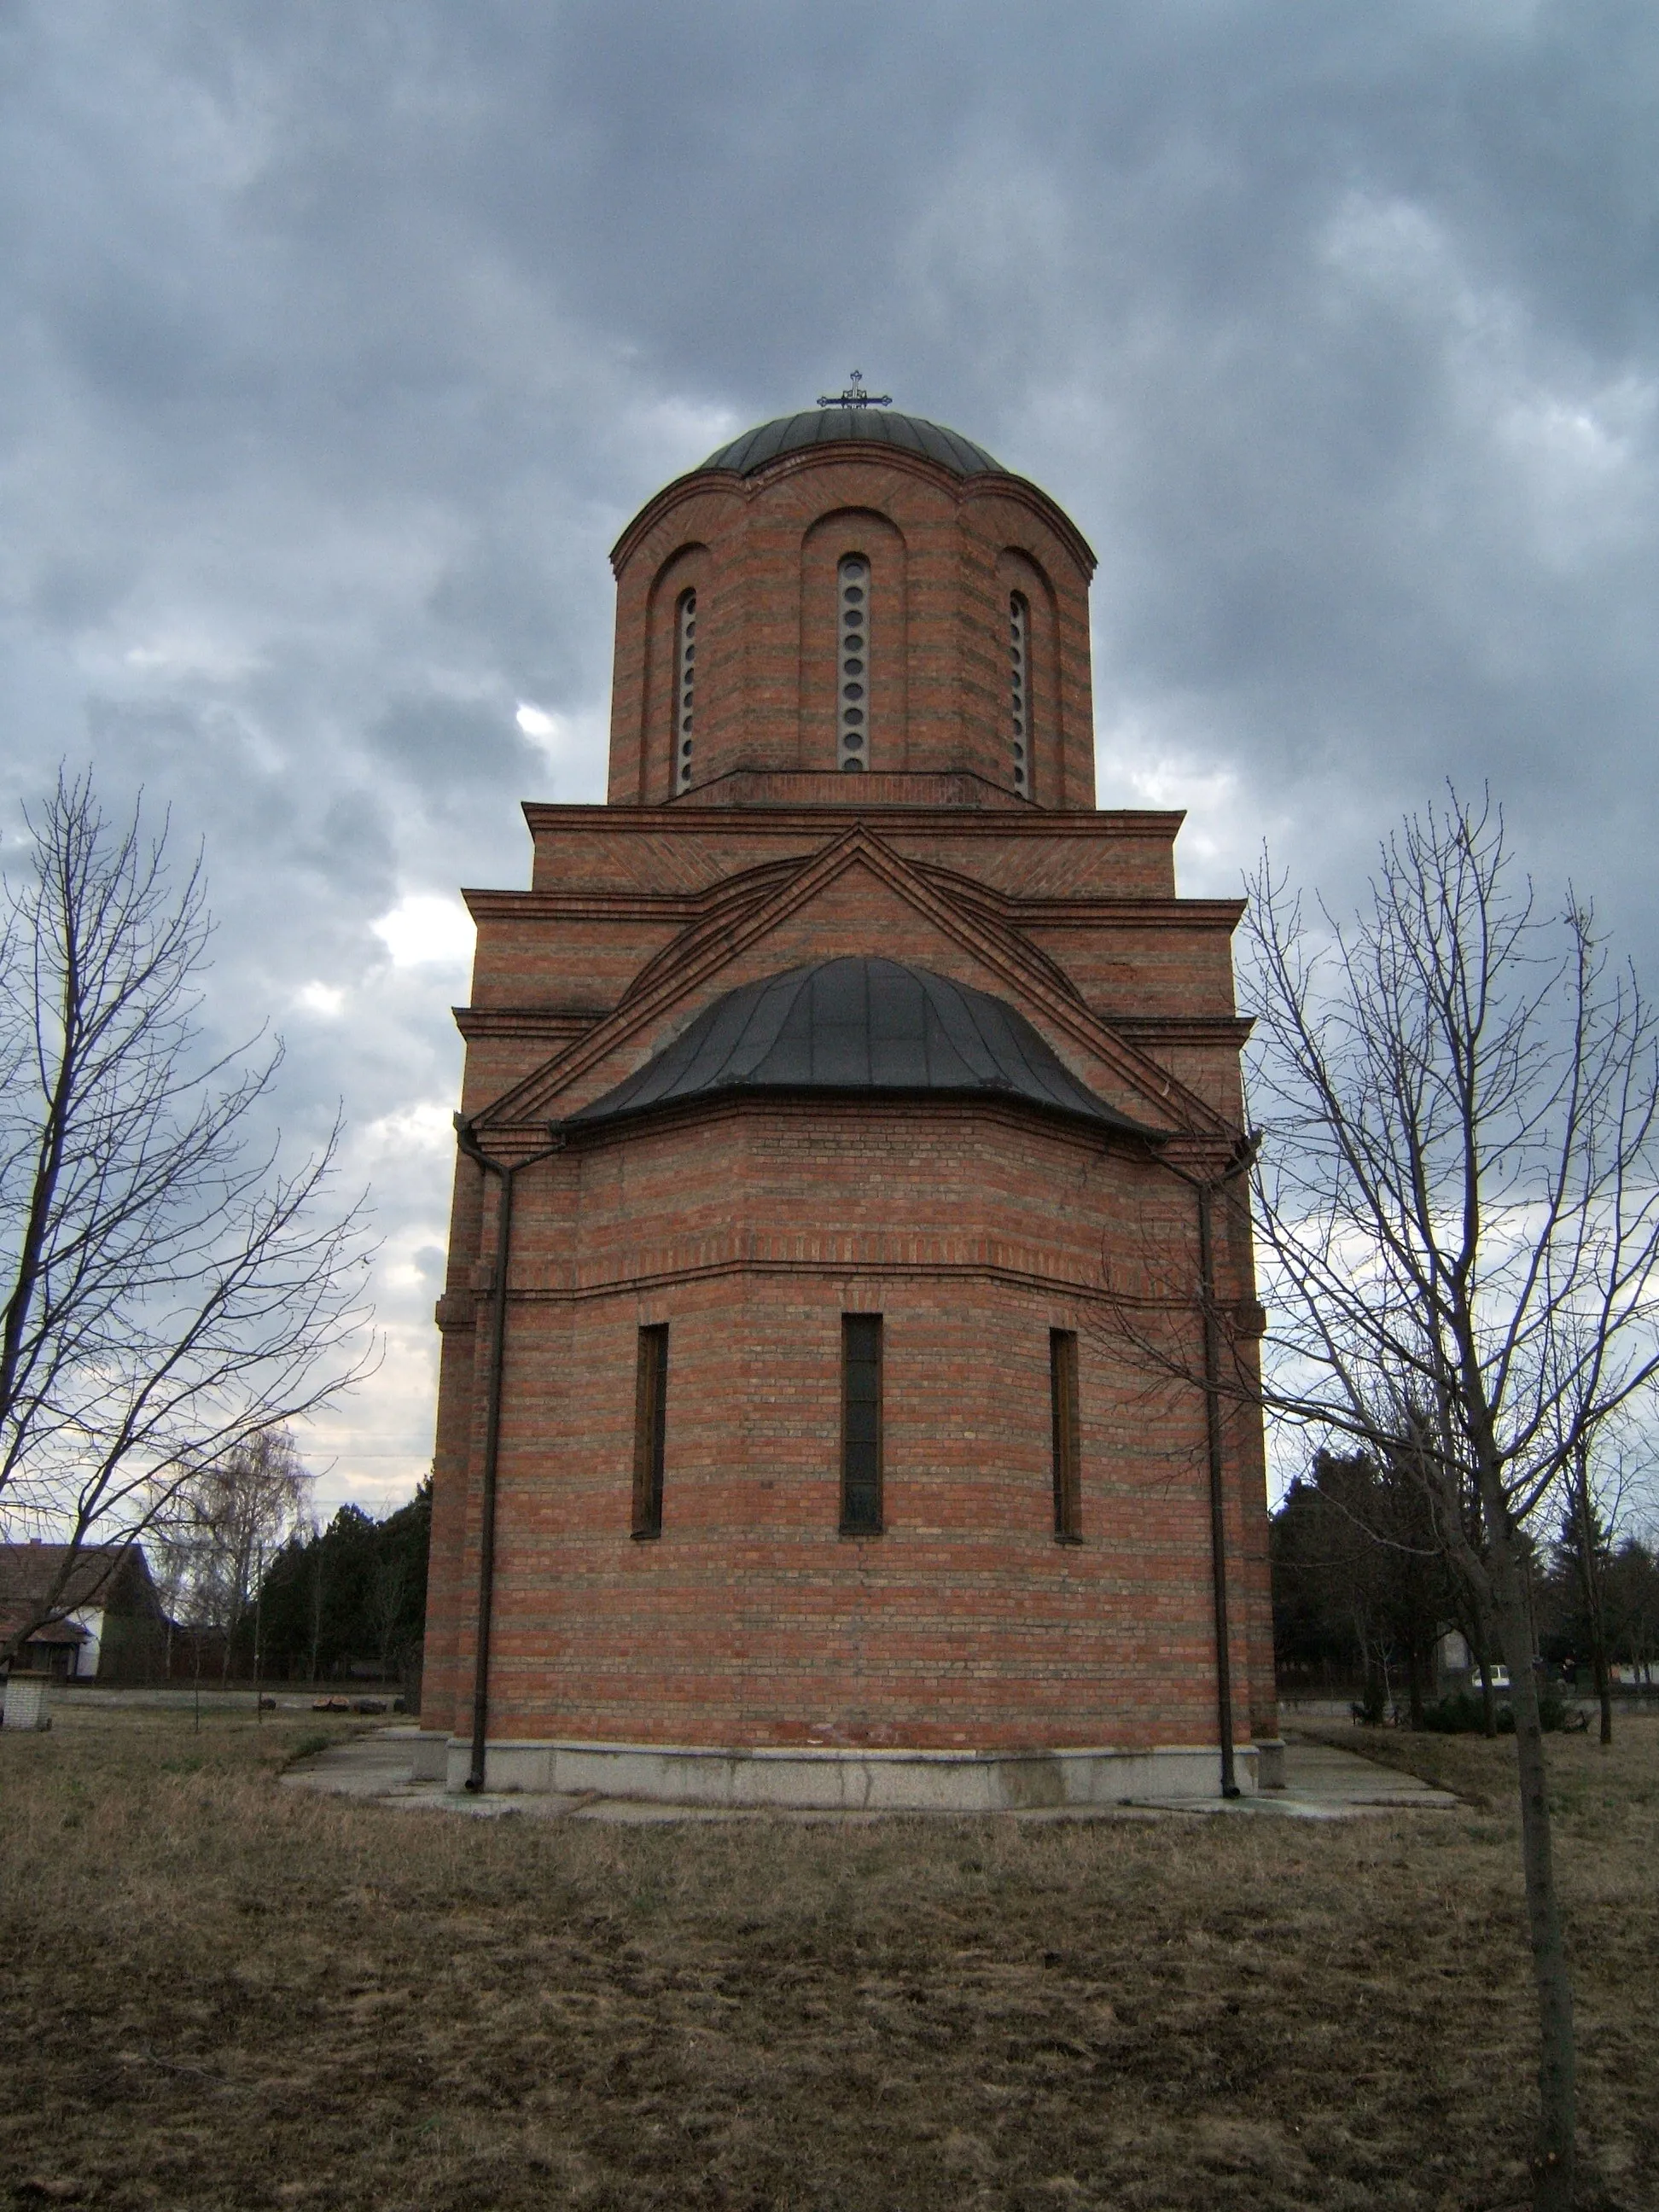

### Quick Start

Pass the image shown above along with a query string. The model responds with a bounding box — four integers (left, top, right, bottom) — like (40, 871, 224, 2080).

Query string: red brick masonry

(421, 422, 1278, 1784)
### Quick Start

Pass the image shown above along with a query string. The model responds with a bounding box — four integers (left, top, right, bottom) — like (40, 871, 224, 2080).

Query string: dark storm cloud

(3, 0, 1656, 1502)
(369, 693, 544, 800)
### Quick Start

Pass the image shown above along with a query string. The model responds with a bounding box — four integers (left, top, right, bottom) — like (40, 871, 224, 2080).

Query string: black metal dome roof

(569, 958, 1150, 1133)
(700, 409, 1004, 480)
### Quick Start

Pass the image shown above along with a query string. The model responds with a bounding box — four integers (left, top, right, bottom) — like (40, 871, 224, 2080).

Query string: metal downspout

(1144, 1131, 1257, 1801)
(453, 1116, 559, 1795)
(1196, 1179, 1242, 1800)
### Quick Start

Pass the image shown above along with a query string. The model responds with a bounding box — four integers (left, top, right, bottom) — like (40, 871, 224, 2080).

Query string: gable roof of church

(468, 823, 1231, 1140)
(568, 957, 1156, 1136)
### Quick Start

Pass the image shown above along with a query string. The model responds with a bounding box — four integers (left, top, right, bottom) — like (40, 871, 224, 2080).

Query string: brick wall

(423, 1100, 1276, 1751)
(605, 449, 1097, 807)
(421, 428, 1279, 1762)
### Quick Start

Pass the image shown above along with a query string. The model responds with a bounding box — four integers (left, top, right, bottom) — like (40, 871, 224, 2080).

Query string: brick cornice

(451, 1006, 602, 1042)
(609, 448, 1097, 578)
(519, 798, 1186, 842)
(462, 884, 1243, 935)
(1020, 902, 1246, 928)
(1107, 1015, 1256, 1046)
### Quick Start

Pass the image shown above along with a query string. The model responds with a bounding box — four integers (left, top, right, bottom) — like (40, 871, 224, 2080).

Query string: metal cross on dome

(818, 369, 892, 408)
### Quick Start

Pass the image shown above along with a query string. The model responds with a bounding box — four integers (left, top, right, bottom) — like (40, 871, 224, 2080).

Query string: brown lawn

(0, 1703, 1653, 2210)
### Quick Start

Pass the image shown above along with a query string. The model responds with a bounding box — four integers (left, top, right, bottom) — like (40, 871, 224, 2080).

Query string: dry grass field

(0, 1705, 1653, 2212)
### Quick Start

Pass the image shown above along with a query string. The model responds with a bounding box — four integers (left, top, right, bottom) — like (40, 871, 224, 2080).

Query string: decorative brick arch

(800, 507, 907, 772)
(643, 543, 709, 801)
(995, 545, 1062, 804)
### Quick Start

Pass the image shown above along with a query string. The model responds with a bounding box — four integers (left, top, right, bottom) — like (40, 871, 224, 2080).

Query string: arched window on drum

(672, 590, 696, 794)
(1010, 593, 1031, 796)
(837, 556, 870, 771)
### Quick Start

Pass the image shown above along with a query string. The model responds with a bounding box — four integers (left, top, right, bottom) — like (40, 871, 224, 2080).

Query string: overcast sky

(4, 2, 1656, 1517)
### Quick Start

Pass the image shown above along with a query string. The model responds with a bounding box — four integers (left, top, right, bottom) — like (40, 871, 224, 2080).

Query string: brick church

(414, 390, 1280, 1806)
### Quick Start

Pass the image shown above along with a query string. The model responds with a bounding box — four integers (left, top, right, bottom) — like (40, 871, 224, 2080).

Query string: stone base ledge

(409, 1732, 450, 1782)
(1, 1675, 55, 1732)
(432, 1734, 1260, 1808)
(1254, 1738, 1288, 1790)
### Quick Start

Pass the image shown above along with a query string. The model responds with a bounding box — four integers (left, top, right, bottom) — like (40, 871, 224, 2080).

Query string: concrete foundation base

(1254, 1738, 1288, 1789)
(409, 1732, 449, 1782)
(435, 1735, 1260, 1808)
(1, 1675, 53, 1732)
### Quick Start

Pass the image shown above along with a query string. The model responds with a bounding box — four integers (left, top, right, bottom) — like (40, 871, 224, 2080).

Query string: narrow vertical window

(838, 556, 869, 772)
(840, 1313, 883, 1533)
(1010, 593, 1030, 796)
(673, 591, 696, 794)
(632, 1324, 669, 1538)
(1051, 1329, 1082, 1542)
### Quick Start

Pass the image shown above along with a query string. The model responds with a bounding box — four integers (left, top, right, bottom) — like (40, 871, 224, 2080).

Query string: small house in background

(0, 1542, 168, 1681)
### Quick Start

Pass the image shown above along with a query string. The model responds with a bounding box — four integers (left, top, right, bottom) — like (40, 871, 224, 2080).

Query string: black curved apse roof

(701, 409, 1004, 480)
(569, 958, 1151, 1134)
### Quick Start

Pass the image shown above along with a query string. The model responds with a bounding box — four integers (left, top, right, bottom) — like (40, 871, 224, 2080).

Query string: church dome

(571, 957, 1148, 1132)
(701, 408, 1004, 480)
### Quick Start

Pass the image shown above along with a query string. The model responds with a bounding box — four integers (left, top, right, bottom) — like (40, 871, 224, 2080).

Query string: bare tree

(1097, 790, 1659, 2209)
(172, 1428, 315, 1679)
(1237, 791, 1659, 2210)
(0, 770, 376, 1664)
(144, 1512, 210, 1683)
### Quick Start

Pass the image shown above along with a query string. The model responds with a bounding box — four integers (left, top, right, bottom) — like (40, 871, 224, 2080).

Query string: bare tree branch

(1093, 788, 1659, 2210)
(0, 770, 378, 1662)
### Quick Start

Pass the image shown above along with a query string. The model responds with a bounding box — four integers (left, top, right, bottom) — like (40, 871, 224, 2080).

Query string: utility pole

(253, 1540, 265, 1725)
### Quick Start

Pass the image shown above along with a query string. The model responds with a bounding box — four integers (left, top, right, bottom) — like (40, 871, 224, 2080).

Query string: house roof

(0, 1542, 161, 1647)
(14, 1617, 88, 1647)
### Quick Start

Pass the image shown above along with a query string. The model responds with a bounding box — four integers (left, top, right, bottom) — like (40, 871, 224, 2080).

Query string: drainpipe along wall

(1196, 1179, 1241, 1800)
(452, 1117, 561, 1793)
(1143, 1133, 1257, 1801)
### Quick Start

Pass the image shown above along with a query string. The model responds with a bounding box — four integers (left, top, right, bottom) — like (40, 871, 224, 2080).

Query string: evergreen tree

(253, 1479, 429, 1685)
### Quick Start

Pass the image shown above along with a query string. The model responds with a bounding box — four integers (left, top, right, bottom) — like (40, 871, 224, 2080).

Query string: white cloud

(358, 1100, 456, 1160)
(370, 895, 475, 969)
(123, 632, 263, 679)
(294, 980, 346, 1017)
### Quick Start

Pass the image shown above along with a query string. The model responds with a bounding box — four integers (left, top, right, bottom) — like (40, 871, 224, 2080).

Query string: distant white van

(1435, 1630, 1512, 1696)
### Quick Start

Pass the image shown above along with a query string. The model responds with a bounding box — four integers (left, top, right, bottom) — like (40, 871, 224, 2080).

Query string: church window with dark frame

(838, 556, 870, 772)
(632, 1324, 669, 1539)
(672, 591, 696, 794)
(1010, 592, 1031, 795)
(840, 1313, 883, 1533)
(1051, 1329, 1082, 1542)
